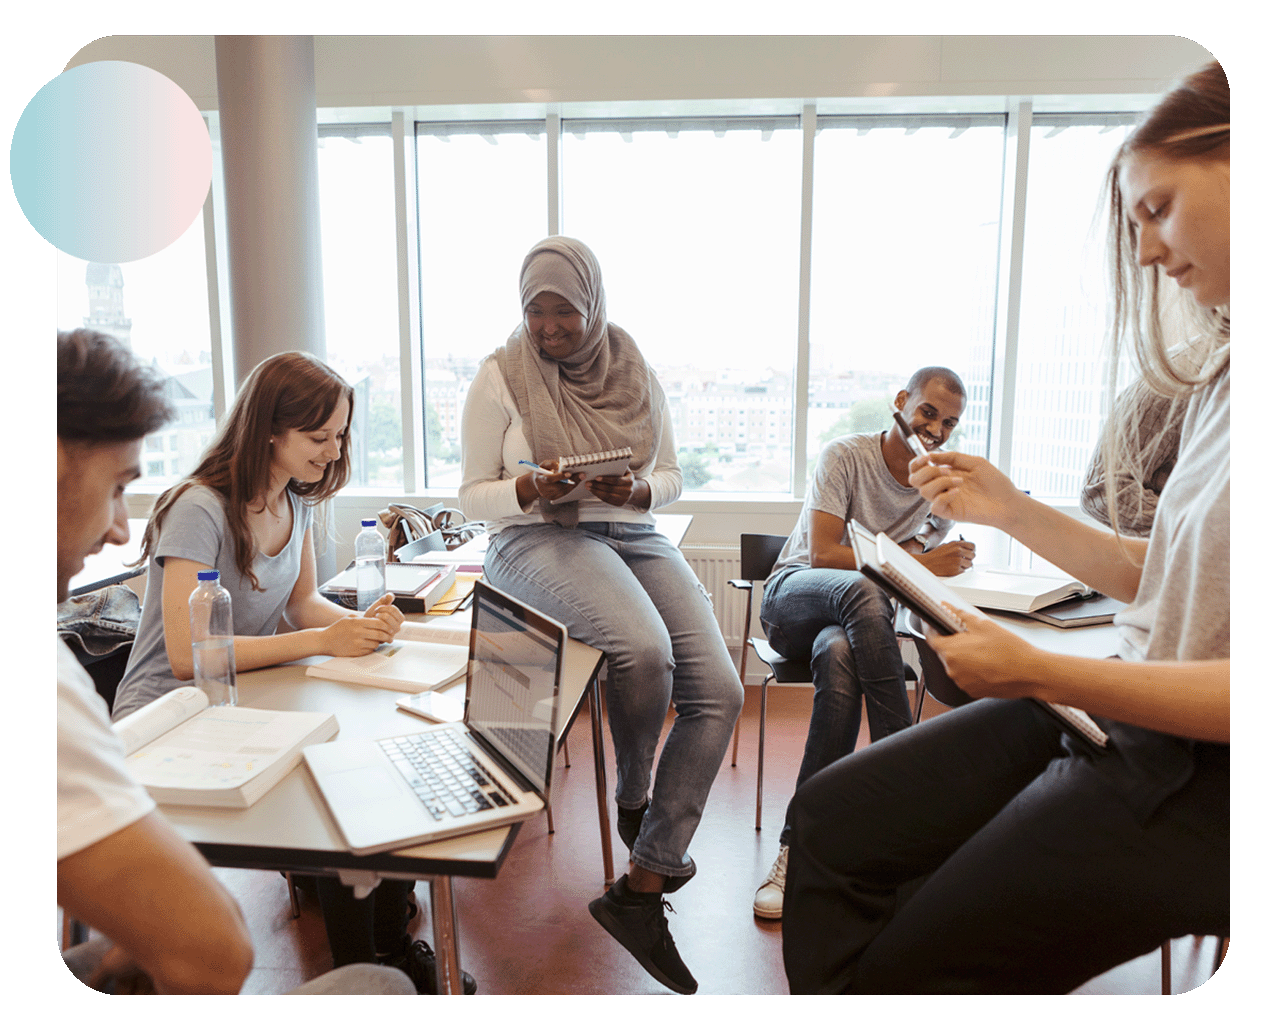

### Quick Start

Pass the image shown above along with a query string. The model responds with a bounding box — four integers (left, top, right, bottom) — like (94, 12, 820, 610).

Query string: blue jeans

(485, 522, 743, 880)
(760, 566, 912, 846)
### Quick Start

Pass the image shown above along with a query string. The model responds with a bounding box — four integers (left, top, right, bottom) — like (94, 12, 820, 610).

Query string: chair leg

(61, 912, 88, 950)
(1161, 938, 1172, 994)
(731, 716, 740, 767)
(285, 871, 300, 919)
(755, 675, 771, 831)
(913, 673, 926, 723)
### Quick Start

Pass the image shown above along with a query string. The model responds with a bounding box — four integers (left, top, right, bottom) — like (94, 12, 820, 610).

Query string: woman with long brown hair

(112, 350, 400, 720)
(110, 352, 473, 993)
(782, 61, 1229, 992)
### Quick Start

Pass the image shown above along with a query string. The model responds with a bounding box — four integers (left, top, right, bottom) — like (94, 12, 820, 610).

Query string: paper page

(112, 686, 208, 756)
(397, 620, 471, 646)
(123, 706, 323, 789)
(307, 638, 469, 691)
(549, 454, 634, 504)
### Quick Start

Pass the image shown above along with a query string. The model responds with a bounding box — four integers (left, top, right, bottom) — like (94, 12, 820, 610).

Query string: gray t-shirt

(769, 432, 952, 581)
(1115, 367, 1229, 664)
(112, 485, 314, 720)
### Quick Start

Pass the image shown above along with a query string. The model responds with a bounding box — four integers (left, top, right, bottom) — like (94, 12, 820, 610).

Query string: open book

(946, 568, 1093, 614)
(305, 629, 468, 693)
(113, 687, 338, 807)
(847, 523, 1109, 749)
(550, 447, 634, 504)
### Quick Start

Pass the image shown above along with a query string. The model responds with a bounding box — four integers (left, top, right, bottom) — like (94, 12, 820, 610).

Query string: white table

(164, 632, 605, 994)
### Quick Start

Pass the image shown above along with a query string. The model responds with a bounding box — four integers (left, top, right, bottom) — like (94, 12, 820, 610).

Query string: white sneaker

(752, 845, 788, 919)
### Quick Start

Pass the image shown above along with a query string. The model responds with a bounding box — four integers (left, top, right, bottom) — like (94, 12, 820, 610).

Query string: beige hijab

(494, 236, 662, 525)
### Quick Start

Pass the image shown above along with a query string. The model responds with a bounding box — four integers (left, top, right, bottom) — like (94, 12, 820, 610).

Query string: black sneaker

(588, 877, 697, 994)
(381, 939, 478, 995)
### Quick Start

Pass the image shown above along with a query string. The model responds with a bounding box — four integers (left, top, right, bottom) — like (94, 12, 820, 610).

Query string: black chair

(901, 611, 975, 721)
(728, 535, 812, 831)
(728, 534, 920, 831)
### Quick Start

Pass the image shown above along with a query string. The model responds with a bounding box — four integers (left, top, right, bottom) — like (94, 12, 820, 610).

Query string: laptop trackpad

(320, 762, 428, 842)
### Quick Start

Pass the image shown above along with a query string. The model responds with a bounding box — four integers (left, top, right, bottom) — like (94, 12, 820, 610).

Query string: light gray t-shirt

(768, 432, 952, 581)
(1115, 367, 1229, 664)
(111, 485, 314, 720)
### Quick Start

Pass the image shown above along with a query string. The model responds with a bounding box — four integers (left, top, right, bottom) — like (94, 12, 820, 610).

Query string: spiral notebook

(549, 446, 634, 504)
(846, 522, 1109, 749)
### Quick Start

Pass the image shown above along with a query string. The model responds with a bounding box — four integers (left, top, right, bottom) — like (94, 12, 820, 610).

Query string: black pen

(892, 410, 930, 459)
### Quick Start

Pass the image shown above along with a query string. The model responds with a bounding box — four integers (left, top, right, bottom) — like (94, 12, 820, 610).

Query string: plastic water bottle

(189, 570, 237, 706)
(355, 519, 387, 611)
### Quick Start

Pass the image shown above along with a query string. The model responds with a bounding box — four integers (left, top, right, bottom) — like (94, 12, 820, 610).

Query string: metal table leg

(588, 679, 616, 886)
(428, 876, 463, 995)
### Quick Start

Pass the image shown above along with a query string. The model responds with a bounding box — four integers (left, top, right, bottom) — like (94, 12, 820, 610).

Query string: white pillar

(214, 35, 326, 382)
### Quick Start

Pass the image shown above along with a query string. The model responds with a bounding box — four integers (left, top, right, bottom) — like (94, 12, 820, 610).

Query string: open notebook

(302, 581, 567, 854)
(847, 521, 1108, 749)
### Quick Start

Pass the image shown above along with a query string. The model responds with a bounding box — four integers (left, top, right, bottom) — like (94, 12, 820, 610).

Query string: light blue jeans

(486, 521, 743, 880)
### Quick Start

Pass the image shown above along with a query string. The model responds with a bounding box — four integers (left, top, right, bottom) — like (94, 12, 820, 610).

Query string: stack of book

(321, 561, 457, 613)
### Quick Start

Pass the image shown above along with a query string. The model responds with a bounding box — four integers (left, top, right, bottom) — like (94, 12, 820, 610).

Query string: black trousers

(781, 698, 1229, 993)
(313, 876, 416, 966)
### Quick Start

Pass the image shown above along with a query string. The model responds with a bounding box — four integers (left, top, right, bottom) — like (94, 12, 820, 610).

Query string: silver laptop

(303, 581, 565, 855)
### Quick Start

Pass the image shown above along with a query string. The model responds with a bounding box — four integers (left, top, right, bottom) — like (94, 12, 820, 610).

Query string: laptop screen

(466, 583, 564, 798)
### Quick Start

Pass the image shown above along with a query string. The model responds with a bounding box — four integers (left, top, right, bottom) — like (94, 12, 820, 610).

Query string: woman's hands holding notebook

(923, 604, 1045, 699)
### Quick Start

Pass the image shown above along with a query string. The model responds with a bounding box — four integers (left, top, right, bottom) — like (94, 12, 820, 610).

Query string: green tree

(820, 395, 894, 446)
(367, 398, 401, 453)
(678, 449, 713, 489)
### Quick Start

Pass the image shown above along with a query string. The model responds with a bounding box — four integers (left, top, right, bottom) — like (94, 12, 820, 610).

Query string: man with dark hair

(56, 330, 413, 994)
(750, 367, 975, 918)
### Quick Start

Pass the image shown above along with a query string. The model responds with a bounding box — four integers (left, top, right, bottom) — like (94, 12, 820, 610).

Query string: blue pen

(518, 459, 558, 477)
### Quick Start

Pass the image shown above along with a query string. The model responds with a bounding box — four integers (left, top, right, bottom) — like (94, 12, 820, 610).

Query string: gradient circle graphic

(10, 60, 211, 263)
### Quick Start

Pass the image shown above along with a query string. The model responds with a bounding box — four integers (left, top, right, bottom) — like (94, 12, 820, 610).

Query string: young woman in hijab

(781, 61, 1230, 993)
(459, 236, 743, 994)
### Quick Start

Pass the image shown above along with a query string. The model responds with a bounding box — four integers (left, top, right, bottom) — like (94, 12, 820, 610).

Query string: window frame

(127, 96, 1153, 543)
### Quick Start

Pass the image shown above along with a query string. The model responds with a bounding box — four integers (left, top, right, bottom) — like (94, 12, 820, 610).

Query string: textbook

(305, 635, 468, 693)
(1024, 592, 1127, 629)
(321, 562, 457, 613)
(847, 524, 1109, 749)
(113, 687, 338, 808)
(549, 447, 634, 504)
(945, 568, 1094, 614)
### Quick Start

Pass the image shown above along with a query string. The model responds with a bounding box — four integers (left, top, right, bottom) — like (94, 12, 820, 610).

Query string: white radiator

(682, 544, 749, 645)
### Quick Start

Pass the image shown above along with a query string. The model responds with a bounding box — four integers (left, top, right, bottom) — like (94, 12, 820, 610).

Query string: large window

(561, 118, 802, 493)
(56, 216, 215, 486)
(415, 122, 548, 490)
(1011, 115, 1138, 502)
(114, 95, 1152, 525)
(809, 116, 1005, 468)
(317, 126, 402, 488)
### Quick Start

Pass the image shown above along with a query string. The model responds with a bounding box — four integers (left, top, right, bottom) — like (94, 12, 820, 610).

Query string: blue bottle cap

(197, 570, 219, 581)
(361, 519, 377, 527)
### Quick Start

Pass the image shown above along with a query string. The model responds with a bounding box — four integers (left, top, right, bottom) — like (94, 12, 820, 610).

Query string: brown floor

(67, 686, 1225, 996)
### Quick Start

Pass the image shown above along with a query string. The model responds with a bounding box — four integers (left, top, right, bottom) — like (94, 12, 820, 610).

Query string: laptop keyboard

(381, 730, 517, 821)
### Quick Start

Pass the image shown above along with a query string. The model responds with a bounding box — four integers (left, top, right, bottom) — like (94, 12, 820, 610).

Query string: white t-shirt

(58, 638, 155, 861)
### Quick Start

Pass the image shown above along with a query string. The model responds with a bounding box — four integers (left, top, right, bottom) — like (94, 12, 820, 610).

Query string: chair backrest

(740, 534, 788, 582)
(902, 612, 974, 709)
